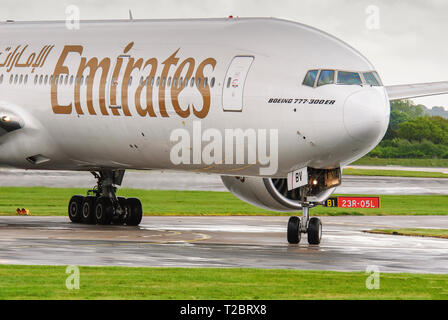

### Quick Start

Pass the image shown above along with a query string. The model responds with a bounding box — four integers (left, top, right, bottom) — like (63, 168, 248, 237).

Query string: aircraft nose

(343, 89, 389, 143)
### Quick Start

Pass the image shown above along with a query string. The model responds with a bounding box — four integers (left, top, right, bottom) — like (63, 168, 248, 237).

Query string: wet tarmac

(0, 216, 447, 273)
(1, 168, 447, 273)
(1, 168, 448, 195)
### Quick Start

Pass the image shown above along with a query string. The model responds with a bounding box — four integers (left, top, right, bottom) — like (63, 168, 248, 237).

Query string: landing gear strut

(287, 205, 322, 245)
(68, 170, 143, 226)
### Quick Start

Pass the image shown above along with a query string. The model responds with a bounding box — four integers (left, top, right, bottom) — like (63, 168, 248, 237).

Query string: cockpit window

(317, 70, 335, 87)
(303, 70, 318, 87)
(302, 69, 382, 88)
(363, 72, 380, 86)
(372, 71, 383, 86)
(337, 71, 362, 85)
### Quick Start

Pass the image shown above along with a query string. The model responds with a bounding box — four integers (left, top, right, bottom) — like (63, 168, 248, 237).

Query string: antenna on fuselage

(129, 10, 134, 21)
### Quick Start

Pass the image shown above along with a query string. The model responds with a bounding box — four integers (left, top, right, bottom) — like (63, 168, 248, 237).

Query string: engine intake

(221, 168, 341, 212)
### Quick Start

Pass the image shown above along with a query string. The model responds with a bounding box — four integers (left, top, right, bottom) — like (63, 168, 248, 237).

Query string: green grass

(353, 157, 448, 167)
(1, 187, 448, 216)
(0, 265, 446, 300)
(0, 187, 278, 216)
(312, 195, 448, 216)
(343, 168, 448, 179)
(368, 228, 448, 239)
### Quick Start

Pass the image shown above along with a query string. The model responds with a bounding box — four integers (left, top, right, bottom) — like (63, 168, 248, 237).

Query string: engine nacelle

(221, 168, 341, 212)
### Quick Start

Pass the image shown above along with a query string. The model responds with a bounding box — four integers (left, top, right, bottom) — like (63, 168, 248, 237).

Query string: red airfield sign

(324, 197, 380, 209)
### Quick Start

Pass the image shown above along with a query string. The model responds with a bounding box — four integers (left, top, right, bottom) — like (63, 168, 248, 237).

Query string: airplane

(1, 17, 447, 245)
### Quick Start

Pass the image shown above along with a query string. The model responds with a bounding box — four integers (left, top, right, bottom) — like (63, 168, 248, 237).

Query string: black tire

(68, 195, 84, 223)
(95, 196, 114, 225)
(307, 217, 322, 245)
(81, 196, 96, 224)
(287, 216, 301, 244)
(112, 197, 127, 225)
(125, 198, 142, 226)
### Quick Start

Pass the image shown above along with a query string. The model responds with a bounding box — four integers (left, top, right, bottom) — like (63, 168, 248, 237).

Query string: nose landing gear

(68, 170, 143, 226)
(287, 205, 322, 245)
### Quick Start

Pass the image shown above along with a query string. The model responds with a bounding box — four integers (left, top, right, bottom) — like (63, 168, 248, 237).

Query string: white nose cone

(343, 89, 389, 143)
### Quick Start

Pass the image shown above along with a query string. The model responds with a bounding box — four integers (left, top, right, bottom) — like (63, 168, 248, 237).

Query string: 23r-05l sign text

(324, 197, 380, 209)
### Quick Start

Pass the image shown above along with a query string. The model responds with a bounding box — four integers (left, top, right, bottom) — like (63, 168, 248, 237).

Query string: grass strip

(353, 157, 448, 168)
(0, 265, 447, 300)
(343, 168, 448, 179)
(368, 228, 448, 239)
(1, 187, 448, 216)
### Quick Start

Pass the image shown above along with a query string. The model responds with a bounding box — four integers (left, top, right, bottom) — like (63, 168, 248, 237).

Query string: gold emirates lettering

(51, 42, 216, 119)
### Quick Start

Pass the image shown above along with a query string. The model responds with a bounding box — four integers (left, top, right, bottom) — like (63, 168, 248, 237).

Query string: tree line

(368, 100, 448, 159)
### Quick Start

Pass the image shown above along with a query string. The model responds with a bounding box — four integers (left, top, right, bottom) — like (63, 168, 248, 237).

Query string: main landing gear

(287, 205, 322, 245)
(67, 170, 142, 226)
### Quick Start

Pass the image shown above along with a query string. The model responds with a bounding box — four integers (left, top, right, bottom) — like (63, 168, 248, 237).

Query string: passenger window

(303, 70, 318, 87)
(337, 71, 362, 85)
(317, 70, 334, 86)
(363, 72, 380, 86)
(211, 77, 215, 88)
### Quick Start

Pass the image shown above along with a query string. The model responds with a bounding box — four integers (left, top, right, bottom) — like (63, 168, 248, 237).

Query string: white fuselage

(0, 18, 389, 177)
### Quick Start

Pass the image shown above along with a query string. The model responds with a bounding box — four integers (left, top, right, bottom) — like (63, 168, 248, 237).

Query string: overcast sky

(1, 0, 447, 108)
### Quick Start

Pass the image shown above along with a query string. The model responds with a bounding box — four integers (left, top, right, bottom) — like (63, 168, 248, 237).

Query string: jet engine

(221, 168, 341, 212)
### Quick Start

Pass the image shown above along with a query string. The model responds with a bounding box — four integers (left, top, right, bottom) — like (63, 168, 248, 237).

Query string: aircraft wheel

(125, 198, 143, 226)
(287, 216, 301, 244)
(112, 197, 128, 225)
(95, 196, 114, 225)
(68, 195, 84, 223)
(81, 196, 96, 224)
(307, 217, 322, 245)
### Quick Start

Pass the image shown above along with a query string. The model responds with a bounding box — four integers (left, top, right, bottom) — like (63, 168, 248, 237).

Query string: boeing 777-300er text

(1, 17, 447, 244)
